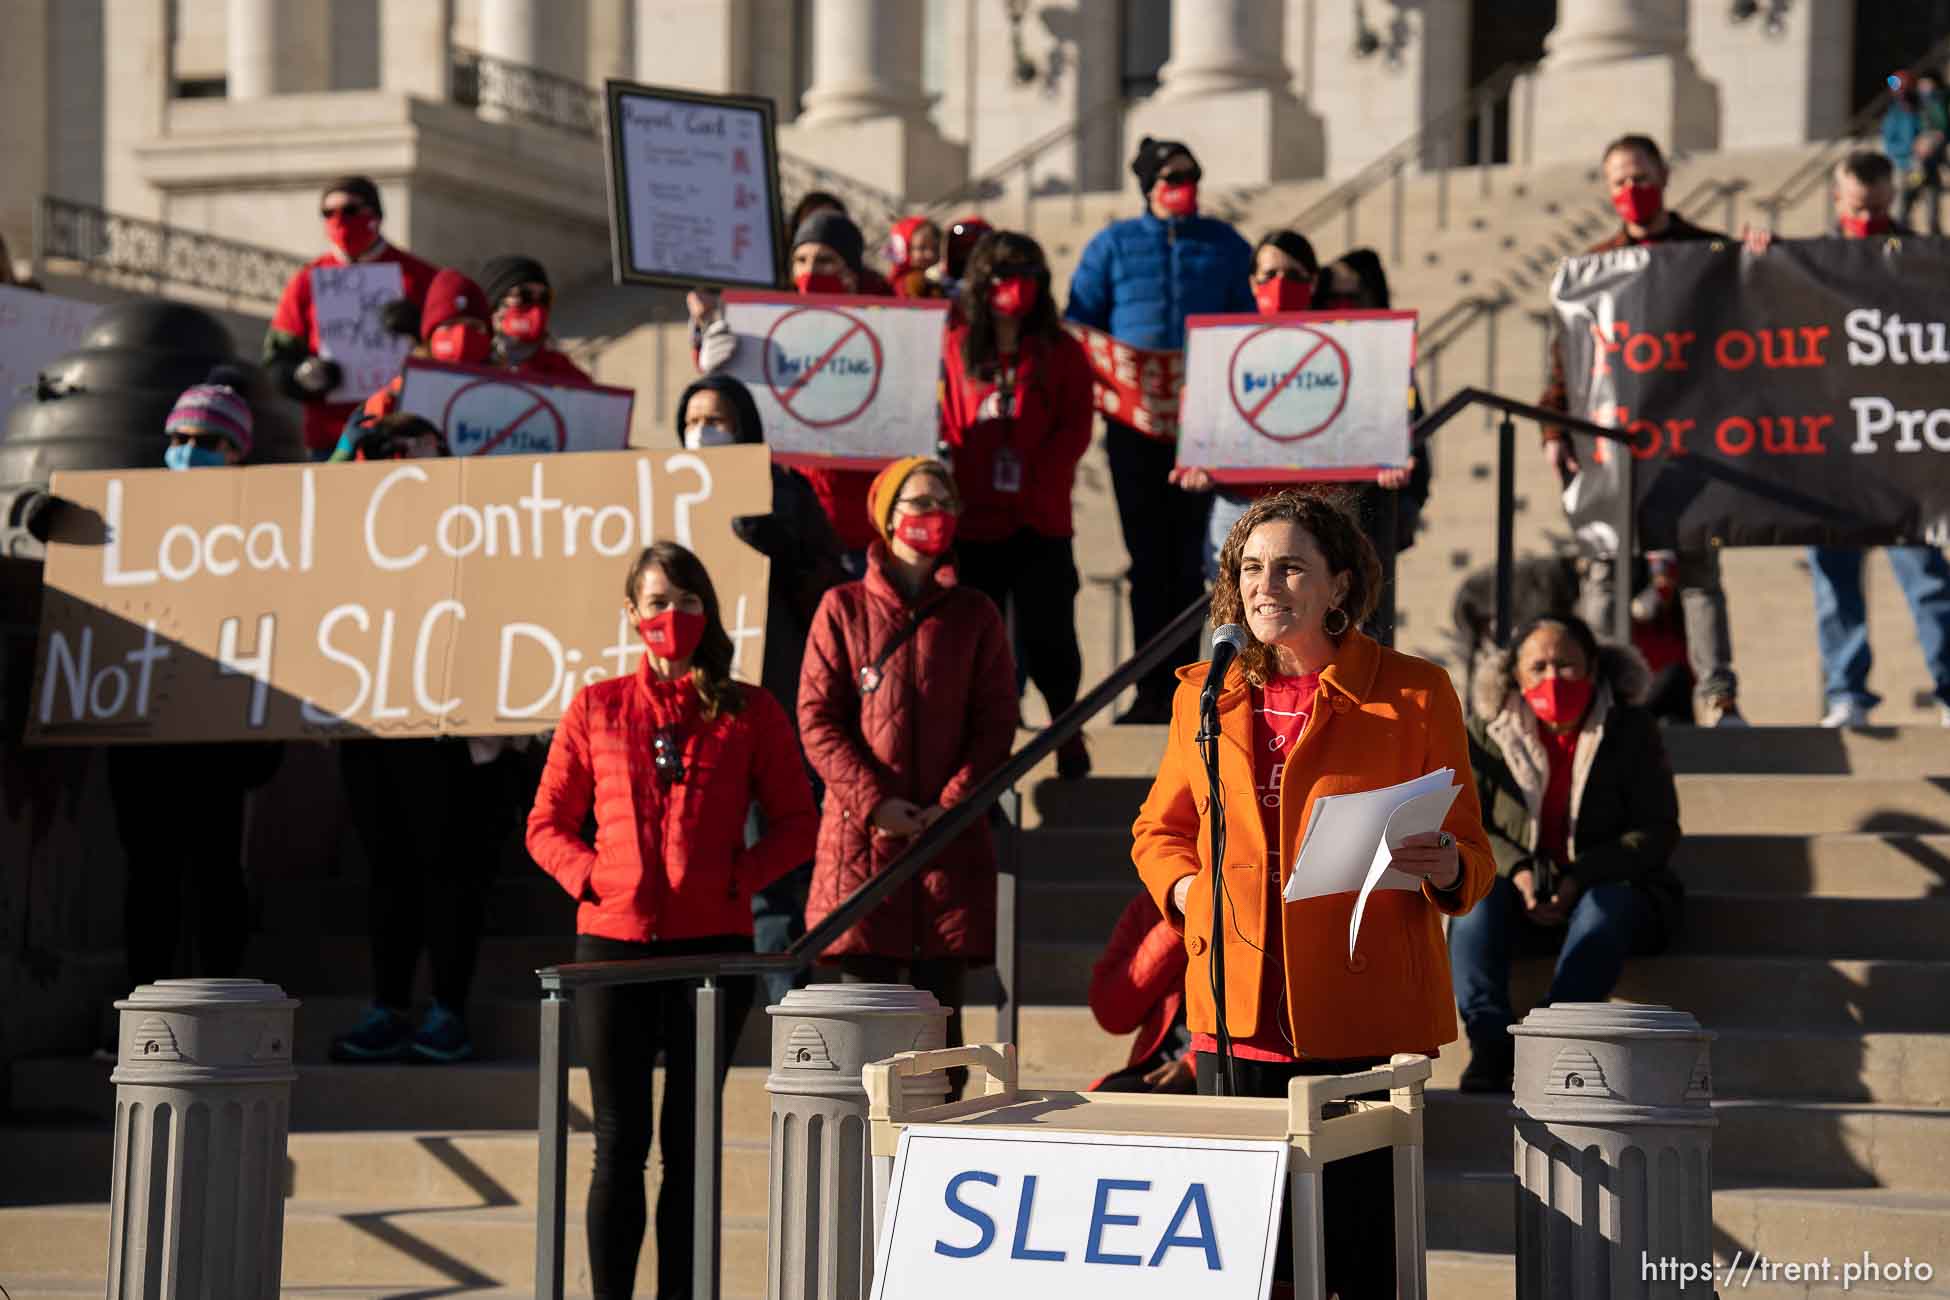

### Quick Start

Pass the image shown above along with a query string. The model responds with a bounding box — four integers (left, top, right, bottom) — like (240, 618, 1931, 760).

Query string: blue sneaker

(411, 1003, 474, 1064)
(330, 1006, 411, 1062)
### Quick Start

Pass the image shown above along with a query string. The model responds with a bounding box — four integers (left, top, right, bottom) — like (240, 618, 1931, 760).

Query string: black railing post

(535, 990, 571, 1300)
(1495, 414, 1517, 646)
(1614, 443, 1637, 643)
(1477, 91, 1495, 197)
(694, 977, 724, 1300)
(1390, 161, 1406, 269)
(994, 787, 1023, 1049)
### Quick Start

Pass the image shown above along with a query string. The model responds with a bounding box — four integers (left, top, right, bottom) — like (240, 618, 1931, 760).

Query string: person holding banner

(1066, 138, 1256, 723)
(1131, 487, 1493, 1295)
(1537, 133, 1744, 727)
(940, 230, 1095, 779)
(326, 267, 493, 461)
(799, 458, 1020, 1054)
(264, 176, 438, 460)
(479, 254, 594, 385)
(526, 541, 817, 1300)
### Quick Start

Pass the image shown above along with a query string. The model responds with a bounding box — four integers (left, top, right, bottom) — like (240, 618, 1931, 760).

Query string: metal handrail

(35, 195, 307, 308)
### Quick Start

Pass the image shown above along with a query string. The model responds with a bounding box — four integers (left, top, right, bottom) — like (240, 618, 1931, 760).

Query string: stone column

(1126, 0, 1321, 183)
(633, 0, 753, 94)
(589, 0, 635, 86)
(1524, 0, 1719, 165)
(226, 0, 329, 99)
(1510, 1002, 1717, 1298)
(106, 978, 300, 1298)
(103, 0, 169, 218)
(775, 0, 968, 200)
(379, 0, 454, 101)
(766, 984, 949, 1300)
(479, 0, 547, 70)
(0, 0, 49, 273)
(1688, 0, 1853, 150)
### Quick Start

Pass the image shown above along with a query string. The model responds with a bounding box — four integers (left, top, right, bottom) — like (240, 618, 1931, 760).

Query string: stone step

(1419, 1248, 1930, 1300)
(1678, 834, 1950, 898)
(0, 1201, 769, 1296)
(1664, 726, 1950, 778)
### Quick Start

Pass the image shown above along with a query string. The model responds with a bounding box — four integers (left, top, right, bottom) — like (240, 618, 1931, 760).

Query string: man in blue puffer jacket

(1066, 138, 1255, 722)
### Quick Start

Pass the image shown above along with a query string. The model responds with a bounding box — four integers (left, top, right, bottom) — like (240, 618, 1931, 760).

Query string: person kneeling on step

(1450, 614, 1683, 1093)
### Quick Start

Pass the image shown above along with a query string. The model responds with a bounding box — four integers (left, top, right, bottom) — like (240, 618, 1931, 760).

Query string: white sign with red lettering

(721, 291, 947, 467)
(0, 286, 101, 422)
(1178, 310, 1417, 483)
(312, 262, 412, 403)
(396, 360, 635, 457)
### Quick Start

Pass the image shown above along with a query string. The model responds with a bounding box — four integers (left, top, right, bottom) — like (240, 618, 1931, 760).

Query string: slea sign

(870, 1126, 1287, 1300)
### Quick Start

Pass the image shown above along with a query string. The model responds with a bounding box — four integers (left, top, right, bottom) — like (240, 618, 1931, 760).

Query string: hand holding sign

(312, 263, 412, 403)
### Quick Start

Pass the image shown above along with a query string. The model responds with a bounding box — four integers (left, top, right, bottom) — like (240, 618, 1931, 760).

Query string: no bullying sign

(1178, 309, 1417, 482)
(723, 290, 948, 466)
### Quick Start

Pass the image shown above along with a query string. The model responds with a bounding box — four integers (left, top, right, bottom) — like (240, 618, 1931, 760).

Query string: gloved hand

(293, 356, 344, 398)
(732, 512, 793, 560)
(695, 318, 738, 372)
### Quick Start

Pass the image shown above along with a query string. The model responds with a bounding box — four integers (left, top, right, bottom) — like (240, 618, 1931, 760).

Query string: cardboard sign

(605, 80, 787, 291)
(26, 447, 772, 744)
(1063, 322, 1185, 441)
(872, 1125, 1288, 1300)
(396, 360, 635, 457)
(1176, 310, 1417, 483)
(0, 286, 101, 422)
(312, 262, 413, 403)
(721, 291, 948, 467)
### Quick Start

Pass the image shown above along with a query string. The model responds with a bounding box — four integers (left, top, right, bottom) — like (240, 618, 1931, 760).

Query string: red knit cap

(420, 268, 489, 340)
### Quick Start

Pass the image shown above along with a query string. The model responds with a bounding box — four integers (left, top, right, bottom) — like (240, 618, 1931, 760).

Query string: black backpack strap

(856, 591, 953, 695)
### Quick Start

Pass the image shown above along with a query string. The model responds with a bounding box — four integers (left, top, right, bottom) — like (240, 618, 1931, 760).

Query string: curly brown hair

(623, 541, 744, 718)
(1210, 487, 1383, 686)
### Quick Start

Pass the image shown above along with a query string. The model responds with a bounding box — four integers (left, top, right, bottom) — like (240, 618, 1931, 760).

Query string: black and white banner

(1550, 237, 1950, 551)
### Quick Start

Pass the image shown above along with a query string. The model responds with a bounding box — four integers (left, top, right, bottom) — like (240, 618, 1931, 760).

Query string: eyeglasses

(1158, 165, 1202, 186)
(896, 494, 958, 514)
(652, 727, 685, 786)
(502, 285, 550, 308)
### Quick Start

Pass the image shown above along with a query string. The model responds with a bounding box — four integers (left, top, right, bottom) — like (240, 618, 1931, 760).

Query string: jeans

(575, 933, 755, 1300)
(1580, 549, 1735, 703)
(1448, 874, 1663, 1042)
(956, 530, 1084, 719)
(1195, 1052, 1394, 1296)
(1106, 419, 1212, 704)
(750, 861, 812, 1008)
(1808, 545, 1950, 710)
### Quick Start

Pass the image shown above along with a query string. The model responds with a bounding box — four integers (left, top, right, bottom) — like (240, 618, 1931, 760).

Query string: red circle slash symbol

(441, 379, 569, 455)
(1226, 325, 1352, 443)
(762, 306, 884, 428)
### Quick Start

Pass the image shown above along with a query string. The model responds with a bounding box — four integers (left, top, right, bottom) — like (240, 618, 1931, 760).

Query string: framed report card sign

(604, 80, 787, 292)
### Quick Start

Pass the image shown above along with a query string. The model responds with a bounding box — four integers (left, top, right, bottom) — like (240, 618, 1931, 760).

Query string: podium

(863, 1044, 1433, 1300)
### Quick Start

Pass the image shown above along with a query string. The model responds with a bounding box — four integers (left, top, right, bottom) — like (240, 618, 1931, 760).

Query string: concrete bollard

(1511, 1002, 1717, 1298)
(106, 978, 299, 1299)
(765, 983, 950, 1300)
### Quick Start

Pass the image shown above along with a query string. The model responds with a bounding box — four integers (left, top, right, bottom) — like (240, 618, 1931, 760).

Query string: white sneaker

(1939, 704, 1950, 728)
(1821, 700, 1872, 729)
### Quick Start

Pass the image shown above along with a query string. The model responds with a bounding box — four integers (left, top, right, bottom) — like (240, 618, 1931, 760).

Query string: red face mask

(795, 271, 848, 295)
(429, 321, 492, 365)
(989, 275, 1039, 318)
(1522, 676, 1595, 727)
(638, 608, 707, 662)
(497, 303, 548, 342)
(893, 510, 956, 556)
(1254, 277, 1315, 316)
(1840, 212, 1894, 239)
(325, 210, 380, 260)
(1611, 183, 1664, 227)
(1155, 181, 1198, 218)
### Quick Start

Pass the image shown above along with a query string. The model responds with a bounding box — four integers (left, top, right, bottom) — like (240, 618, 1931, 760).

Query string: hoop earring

(1323, 606, 1351, 638)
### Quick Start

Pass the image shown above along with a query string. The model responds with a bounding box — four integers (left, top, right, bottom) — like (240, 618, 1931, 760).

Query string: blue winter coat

(1063, 212, 1256, 351)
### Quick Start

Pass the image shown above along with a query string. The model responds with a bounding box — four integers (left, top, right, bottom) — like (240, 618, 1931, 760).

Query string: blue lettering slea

(1009, 1175, 1067, 1263)
(1084, 1178, 1149, 1266)
(1147, 1183, 1222, 1270)
(933, 1170, 999, 1259)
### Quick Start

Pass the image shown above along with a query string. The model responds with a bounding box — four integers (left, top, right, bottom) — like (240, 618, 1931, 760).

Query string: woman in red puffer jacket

(526, 540, 815, 1300)
(1088, 891, 1196, 1093)
(798, 456, 1020, 1052)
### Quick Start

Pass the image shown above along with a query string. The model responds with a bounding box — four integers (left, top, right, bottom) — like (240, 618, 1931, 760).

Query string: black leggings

(1196, 1052, 1395, 1297)
(956, 530, 1085, 719)
(575, 933, 755, 1300)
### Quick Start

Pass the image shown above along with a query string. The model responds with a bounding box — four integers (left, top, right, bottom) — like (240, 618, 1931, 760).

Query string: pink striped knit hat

(164, 384, 254, 457)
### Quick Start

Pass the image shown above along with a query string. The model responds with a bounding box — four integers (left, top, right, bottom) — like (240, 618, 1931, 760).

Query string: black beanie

(792, 210, 865, 274)
(321, 175, 382, 217)
(480, 255, 550, 308)
(1131, 137, 1196, 195)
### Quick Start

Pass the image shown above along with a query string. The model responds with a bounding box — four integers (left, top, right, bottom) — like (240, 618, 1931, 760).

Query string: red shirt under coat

(939, 324, 1095, 542)
(1537, 725, 1579, 867)
(526, 664, 817, 944)
(797, 545, 1020, 960)
(270, 243, 440, 452)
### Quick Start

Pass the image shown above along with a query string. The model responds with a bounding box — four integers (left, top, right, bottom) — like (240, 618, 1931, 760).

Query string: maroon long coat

(798, 544, 1019, 960)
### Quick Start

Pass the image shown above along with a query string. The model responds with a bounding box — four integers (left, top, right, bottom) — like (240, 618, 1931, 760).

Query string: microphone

(1202, 624, 1248, 704)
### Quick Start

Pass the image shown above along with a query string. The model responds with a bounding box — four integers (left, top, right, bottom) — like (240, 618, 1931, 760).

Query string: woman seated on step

(1450, 613, 1685, 1094)
(1087, 891, 1196, 1093)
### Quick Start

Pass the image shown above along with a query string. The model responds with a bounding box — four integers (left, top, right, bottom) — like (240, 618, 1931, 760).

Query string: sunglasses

(320, 203, 372, 220)
(1251, 268, 1312, 285)
(652, 727, 685, 786)
(989, 262, 1041, 280)
(502, 285, 550, 308)
(1158, 165, 1202, 186)
(168, 432, 229, 450)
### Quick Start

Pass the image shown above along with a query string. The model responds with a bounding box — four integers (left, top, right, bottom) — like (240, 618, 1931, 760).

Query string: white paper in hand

(1282, 768, 1455, 903)
(1347, 783, 1462, 960)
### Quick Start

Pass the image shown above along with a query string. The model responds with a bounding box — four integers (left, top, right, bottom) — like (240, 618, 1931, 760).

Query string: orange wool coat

(1131, 630, 1496, 1060)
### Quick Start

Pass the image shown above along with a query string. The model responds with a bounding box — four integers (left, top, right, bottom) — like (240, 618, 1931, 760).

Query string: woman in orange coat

(1131, 487, 1494, 1298)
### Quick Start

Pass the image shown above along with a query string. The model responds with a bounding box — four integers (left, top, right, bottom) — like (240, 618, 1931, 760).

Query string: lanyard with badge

(976, 355, 1023, 495)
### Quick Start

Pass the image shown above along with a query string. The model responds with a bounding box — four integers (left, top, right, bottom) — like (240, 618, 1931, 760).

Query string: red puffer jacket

(527, 663, 816, 943)
(798, 545, 1019, 959)
(1088, 892, 1189, 1084)
(939, 324, 1095, 542)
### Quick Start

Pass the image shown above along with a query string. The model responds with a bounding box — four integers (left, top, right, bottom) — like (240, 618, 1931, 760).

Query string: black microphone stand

(1195, 688, 1239, 1098)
